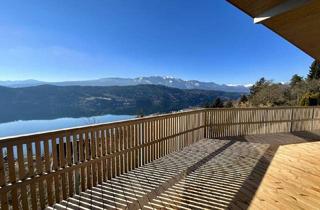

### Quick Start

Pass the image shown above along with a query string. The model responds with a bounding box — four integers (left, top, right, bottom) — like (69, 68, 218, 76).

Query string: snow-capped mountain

(0, 76, 250, 93)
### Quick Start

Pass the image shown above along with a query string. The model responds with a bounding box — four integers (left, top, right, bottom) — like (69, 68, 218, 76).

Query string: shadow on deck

(49, 131, 320, 210)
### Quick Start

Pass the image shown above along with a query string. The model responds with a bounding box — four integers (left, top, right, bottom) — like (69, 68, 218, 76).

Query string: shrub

(299, 92, 320, 106)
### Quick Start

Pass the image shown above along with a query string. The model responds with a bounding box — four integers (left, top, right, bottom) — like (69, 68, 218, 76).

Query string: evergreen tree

(290, 74, 303, 86)
(239, 95, 248, 104)
(307, 60, 320, 80)
(224, 100, 233, 108)
(203, 102, 210, 108)
(212, 97, 224, 108)
(250, 77, 268, 95)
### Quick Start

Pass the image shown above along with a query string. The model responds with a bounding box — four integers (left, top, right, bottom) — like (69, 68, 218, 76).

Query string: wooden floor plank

(249, 141, 320, 210)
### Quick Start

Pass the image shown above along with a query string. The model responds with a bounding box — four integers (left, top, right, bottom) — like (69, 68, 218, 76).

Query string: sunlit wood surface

(248, 141, 320, 210)
(47, 131, 320, 210)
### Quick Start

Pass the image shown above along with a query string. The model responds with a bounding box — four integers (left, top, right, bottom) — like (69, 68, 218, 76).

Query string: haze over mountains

(0, 76, 250, 93)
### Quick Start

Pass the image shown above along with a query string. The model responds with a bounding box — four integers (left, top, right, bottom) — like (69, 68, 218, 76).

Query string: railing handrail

(1, 106, 318, 143)
(204, 106, 320, 110)
(0, 108, 205, 144)
(0, 106, 320, 145)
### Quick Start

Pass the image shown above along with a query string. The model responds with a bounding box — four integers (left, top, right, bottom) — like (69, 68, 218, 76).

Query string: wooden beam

(254, 0, 311, 23)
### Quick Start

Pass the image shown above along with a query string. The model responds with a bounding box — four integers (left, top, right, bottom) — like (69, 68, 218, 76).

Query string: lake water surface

(0, 114, 134, 138)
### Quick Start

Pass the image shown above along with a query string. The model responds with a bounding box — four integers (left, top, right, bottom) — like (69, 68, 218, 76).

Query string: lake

(0, 114, 134, 138)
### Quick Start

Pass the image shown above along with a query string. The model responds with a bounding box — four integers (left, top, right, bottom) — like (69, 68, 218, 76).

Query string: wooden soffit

(227, 0, 320, 60)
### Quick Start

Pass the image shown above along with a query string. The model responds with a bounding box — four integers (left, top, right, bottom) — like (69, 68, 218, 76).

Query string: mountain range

(0, 76, 250, 93)
(0, 84, 241, 123)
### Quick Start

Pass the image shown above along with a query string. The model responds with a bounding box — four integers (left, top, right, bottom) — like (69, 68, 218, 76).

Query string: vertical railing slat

(26, 142, 37, 210)
(44, 140, 54, 206)
(97, 129, 103, 184)
(7, 145, 18, 210)
(0, 147, 8, 210)
(58, 136, 67, 200)
(101, 129, 107, 182)
(66, 133, 74, 197)
(106, 129, 112, 180)
(17, 144, 29, 210)
(79, 132, 86, 192)
(35, 141, 45, 209)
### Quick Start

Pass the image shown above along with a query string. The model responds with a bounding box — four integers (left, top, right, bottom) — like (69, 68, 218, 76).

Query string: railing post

(311, 106, 315, 131)
(237, 109, 240, 136)
(290, 107, 294, 133)
(204, 109, 207, 139)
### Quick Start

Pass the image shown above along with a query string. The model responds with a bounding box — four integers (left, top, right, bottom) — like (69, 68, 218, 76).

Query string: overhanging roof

(227, 0, 320, 60)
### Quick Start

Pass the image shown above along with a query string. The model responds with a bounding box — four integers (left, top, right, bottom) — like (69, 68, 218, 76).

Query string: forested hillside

(0, 84, 241, 123)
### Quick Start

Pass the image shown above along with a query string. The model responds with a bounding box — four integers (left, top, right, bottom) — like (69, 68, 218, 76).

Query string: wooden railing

(0, 106, 319, 209)
(205, 106, 320, 138)
(0, 109, 205, 210)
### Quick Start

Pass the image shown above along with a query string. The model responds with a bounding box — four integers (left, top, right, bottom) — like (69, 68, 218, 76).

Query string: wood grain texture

(228, 0, 320, 60)
(248, 141, 320, 210)
(49, 132, 320, 210)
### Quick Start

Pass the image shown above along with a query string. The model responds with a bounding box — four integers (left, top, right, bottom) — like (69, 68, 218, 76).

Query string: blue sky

(0, 0, 313, 85)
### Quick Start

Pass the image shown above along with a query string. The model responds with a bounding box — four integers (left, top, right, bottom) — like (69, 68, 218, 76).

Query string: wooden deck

(48, 131, 320, 210)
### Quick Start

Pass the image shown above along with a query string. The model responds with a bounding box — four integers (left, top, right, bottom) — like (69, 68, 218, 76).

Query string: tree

(249, 77, 270, 95)
(300, 92, 320, 106)
(224, 100, 233, 108)
(243, 61, 320, 107)
(212, 97, 224, 108)
(307, 60, 320, 80)
(203, 101, 211, 108)
(290, 74, 303, 87)
(249, 84, 288, 106)
(239, 95, 248, 104)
